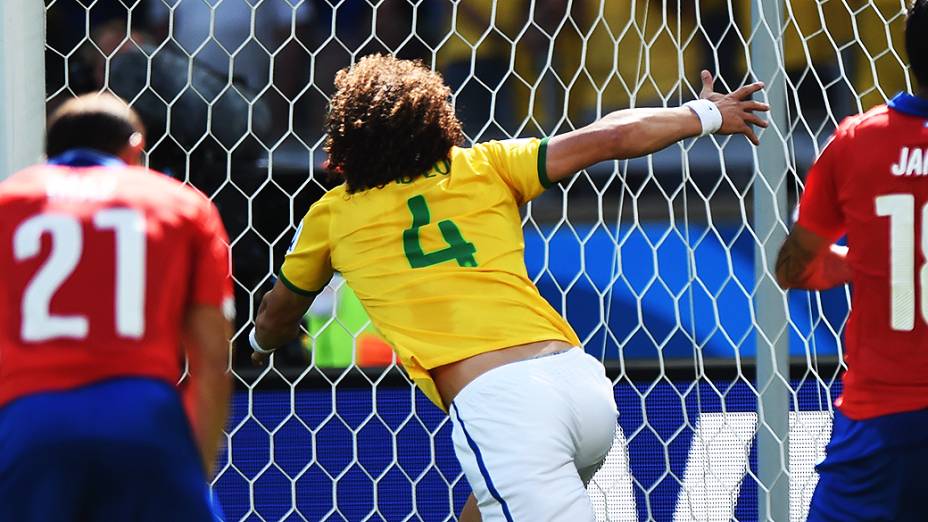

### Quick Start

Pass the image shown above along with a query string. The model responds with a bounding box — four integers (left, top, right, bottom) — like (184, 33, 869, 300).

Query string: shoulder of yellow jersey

(451, 138, 551, 206)
(319, 182, 348, 203)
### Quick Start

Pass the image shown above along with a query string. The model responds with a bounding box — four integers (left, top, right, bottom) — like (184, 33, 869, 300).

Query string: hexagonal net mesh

(39, 0, 912, 521)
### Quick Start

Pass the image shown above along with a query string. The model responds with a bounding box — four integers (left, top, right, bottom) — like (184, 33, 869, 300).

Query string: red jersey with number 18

(0, 163, 233, 408)
(797, 93, 928, 420)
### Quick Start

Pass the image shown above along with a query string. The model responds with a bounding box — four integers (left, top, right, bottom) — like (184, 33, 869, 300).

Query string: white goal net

(29, 0, 914, 520)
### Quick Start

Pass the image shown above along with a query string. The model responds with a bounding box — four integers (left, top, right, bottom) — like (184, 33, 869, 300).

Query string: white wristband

(249, 328, 275, 355)
(684, 99, 723, 136)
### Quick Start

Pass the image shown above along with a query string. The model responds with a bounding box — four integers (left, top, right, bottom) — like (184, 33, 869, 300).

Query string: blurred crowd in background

(43, 0, 910, 370)
(47, 1, 911, 152)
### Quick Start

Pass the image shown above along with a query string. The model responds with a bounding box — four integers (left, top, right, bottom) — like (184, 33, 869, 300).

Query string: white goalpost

(2, 1, 914, 520)
(0, 0, 45, 181)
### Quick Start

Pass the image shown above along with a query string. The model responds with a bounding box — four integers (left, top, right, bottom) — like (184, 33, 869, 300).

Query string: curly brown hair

(324, 54, 464, 193)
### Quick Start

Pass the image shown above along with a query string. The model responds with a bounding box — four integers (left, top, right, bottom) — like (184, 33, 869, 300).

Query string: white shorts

(449, 348, 618, 522)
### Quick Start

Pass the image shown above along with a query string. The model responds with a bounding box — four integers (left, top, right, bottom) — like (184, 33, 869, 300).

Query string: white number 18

(13, 209, 147, 342)
(875, 194, 928, 331)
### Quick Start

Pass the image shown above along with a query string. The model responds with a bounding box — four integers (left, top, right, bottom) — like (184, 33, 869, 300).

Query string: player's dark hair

(324, 54, 464, 193)
(908, 0, 928, 88)
(46, 94, 145, 158)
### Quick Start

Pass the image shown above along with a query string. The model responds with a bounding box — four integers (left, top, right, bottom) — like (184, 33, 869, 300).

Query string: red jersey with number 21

(798, 95, 928, 420)
(0, 164, 232, 408)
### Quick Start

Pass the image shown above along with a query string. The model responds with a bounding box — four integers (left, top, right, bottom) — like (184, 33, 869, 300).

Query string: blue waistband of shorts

(826, 407, 928, 462)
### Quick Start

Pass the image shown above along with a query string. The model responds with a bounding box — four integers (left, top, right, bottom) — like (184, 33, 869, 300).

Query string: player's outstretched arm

(545, 70, 769, 183)
(184, 304, 233, 476)
(251, 279, 318, 365)
(775, 224, 851, 290)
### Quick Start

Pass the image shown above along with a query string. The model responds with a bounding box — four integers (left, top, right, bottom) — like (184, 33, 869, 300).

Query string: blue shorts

(808, 408, 928, 522)
(0, 378, 220, 522)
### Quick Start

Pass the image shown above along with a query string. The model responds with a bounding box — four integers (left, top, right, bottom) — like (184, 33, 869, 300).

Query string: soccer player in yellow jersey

(250, 54, 768, 521)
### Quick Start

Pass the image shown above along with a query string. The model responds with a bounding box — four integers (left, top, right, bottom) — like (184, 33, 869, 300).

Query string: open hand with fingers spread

(697, 69, 770, 145)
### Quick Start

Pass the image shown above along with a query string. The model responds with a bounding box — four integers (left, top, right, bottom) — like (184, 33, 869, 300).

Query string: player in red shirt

(776, 2, 928, 520)
(0, 94, 232, 521)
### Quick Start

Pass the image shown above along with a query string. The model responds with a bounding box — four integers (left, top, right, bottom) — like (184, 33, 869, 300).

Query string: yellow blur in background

(434, 0, 911, 131)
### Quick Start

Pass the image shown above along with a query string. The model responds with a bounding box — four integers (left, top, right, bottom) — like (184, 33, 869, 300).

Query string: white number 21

(13, 209, 147, 342)
(875, 194, 928, 331)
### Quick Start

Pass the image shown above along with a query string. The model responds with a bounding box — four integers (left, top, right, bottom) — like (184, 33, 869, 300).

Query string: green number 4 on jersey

(403, 195, 477, 268)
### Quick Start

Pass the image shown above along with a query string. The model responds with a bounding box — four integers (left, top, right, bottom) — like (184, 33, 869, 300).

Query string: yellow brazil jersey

(279, 138, 581, 409)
